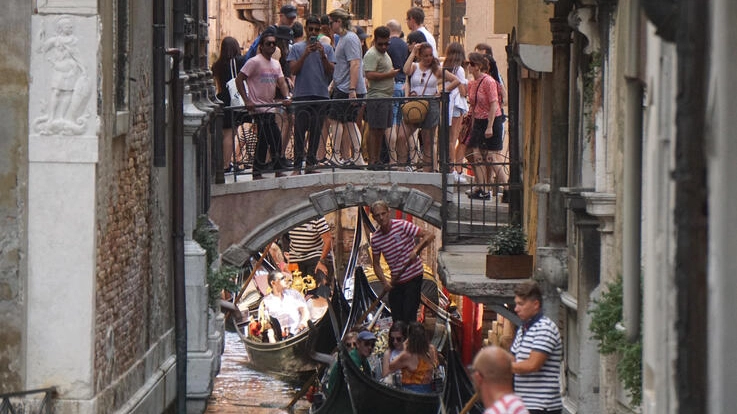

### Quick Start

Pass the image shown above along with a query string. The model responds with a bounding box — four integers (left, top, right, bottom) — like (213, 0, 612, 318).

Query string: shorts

(392, 82, 405, 125)
(365, 100, 393, 129)
(468, 115, 504, 151)
(452, 106, 468, 118)
(328, 89, 365, 122)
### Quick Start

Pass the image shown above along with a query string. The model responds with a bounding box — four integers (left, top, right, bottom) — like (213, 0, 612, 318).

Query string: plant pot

(485, 254, 534, 279)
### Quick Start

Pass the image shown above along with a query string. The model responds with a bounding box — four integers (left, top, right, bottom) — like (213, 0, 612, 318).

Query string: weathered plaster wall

(0, 0, 31, 394)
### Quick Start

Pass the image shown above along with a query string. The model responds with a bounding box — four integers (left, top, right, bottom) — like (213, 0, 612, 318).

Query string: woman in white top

(401, 42, 460, 171)
(443, 42, 469, 182)
(381, 321, 408, 385)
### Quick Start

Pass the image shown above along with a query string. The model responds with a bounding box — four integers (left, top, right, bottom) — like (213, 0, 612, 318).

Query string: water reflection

(207, 331, 311, 413)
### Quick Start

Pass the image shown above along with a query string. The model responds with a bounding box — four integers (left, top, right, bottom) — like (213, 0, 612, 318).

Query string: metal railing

(219, 93, 522, 243)
(0, 388, 56, 414)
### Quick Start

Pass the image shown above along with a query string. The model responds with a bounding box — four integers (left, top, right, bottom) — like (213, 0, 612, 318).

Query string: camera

(309, 36, 317, 44)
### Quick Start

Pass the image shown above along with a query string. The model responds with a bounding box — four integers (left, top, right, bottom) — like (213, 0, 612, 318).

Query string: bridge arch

(217, 181, 443, 267)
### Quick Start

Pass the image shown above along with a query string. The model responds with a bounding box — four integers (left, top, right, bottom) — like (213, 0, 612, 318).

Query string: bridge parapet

(210, 171, 445, 266)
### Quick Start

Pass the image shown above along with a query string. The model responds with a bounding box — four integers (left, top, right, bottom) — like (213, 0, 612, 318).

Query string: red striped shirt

(370, 219, 423, 284)
(484, 394, 529, 414)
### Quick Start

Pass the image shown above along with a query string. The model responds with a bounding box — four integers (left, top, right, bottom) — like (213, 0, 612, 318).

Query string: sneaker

(457, 173, 469, 184)
(468, 189, 491, 200)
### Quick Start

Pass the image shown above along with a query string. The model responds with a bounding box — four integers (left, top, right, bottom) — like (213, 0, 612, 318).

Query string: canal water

(206, 331, 311, 413)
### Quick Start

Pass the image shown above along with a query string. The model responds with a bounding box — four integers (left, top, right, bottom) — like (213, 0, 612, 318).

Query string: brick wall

(93, 80, 154, 391)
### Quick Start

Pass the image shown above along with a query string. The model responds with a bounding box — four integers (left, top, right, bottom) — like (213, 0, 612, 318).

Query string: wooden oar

(282, 371, 318, 411)
(353, 289, 389, 329)
(459, 392, 479, 414)
(225, 240, 275, 321)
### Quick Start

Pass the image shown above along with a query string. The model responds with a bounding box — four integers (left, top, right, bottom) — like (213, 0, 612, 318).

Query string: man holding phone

(287, 15, 336, 173)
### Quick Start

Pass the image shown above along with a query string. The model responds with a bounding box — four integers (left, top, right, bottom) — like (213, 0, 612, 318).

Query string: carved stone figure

(34, 16, 91, 135)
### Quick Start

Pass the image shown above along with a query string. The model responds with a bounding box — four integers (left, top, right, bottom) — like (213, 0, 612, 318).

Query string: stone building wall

(0, 0, 31, 394)
(91, 1, 175, 410)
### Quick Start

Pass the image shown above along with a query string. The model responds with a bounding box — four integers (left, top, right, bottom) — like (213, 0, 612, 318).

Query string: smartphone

(309, 36, 318, 44)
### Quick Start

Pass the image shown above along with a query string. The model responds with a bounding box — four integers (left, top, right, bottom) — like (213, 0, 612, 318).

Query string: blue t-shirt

(387, 36, 408, 83)
(332, 31, 366, 95)
(287, 41, 336, 98)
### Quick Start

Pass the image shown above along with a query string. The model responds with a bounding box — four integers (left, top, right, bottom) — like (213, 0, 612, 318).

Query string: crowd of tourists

(211, 5, 509, 200)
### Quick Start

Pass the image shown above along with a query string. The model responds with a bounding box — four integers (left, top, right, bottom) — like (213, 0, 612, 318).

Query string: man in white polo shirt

(510, 281, 562, 414)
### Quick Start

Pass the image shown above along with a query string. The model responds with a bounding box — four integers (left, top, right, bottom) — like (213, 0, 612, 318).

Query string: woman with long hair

(381, 321, 408, 384)
(401, 42, 459, 171)
(443, 42, 469, 183)
(387, 321, 439, 393)
(463, 52, 505, 200)
(212, 36, 245, 172)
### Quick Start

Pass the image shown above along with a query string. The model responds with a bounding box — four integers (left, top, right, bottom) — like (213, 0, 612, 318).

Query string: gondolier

(369, 200, 435, 324)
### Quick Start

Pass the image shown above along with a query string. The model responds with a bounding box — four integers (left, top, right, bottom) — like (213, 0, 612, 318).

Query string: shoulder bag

(225, 58, 245, 107)
(401, 68, 430, 125)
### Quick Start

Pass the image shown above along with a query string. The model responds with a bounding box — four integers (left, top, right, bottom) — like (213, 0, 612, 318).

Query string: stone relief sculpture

(34, 16, 91, 135)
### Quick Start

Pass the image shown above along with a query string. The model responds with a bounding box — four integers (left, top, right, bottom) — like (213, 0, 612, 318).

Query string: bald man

(472, 346, 529, 414)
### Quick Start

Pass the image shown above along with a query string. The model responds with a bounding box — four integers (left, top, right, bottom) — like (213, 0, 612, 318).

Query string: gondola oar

(225, 239, 275, 322)
(282, 371, 318, 411)
(459, 392, 479, 414)
(352, 288, 389, 329)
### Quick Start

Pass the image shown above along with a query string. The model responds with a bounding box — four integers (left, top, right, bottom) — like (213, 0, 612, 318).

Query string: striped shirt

(370, 219, 423, 284)
(510, 313, 562, 411)
(484, 394, 529, 414)
(288, 218, 330, 262)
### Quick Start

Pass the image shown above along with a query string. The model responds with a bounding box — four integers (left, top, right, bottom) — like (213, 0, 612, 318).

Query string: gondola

(231, 216, 359, 383)
(232, 280, 345, 383)
(310, 207, 483, 414)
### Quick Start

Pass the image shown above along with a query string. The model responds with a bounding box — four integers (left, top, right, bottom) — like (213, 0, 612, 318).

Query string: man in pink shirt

(472, 346, 530, 414)
(235, 27, 292, 178)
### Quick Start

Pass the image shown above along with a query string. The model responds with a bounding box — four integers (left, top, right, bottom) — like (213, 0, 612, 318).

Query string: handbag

(225, 58, 245, 107)
(401, 69, 430, 124)
(460, 76, 482, 145)
(459, 113, 473, 145)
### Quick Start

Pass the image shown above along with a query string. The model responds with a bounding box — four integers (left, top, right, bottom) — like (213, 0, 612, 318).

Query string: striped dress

(510, 313, 562, 411)
(370, 219, 423, 284)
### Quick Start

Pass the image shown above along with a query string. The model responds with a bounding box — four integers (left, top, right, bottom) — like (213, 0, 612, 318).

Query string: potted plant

(485, 225, 534, 279)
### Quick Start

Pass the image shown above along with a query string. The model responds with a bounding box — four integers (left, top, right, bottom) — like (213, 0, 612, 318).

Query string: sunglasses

(263, 41, 277, 47)
(420, 71, 427, 84)
(346, 341, 357, 348)
(307, 26, 321, 33)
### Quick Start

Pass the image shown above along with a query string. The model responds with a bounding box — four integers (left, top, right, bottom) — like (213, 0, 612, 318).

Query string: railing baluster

(0, 387, 56, 414)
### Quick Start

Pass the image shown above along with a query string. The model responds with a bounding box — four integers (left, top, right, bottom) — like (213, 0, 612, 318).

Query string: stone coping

(437, 244, 530, 307)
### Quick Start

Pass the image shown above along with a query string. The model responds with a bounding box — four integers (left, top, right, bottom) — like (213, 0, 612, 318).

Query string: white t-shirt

(262, 289, 308, 335)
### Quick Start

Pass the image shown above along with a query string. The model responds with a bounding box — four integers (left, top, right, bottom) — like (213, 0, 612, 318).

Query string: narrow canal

(206, 331, 311, 413)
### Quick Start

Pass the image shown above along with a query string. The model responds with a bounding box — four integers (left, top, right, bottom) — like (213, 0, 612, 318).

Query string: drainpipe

(168, 47, 187, 414)
(622, 0, 643, 342)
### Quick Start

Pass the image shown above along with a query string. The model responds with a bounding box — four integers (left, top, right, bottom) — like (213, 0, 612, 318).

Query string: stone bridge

(209, 171, 445, 266)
